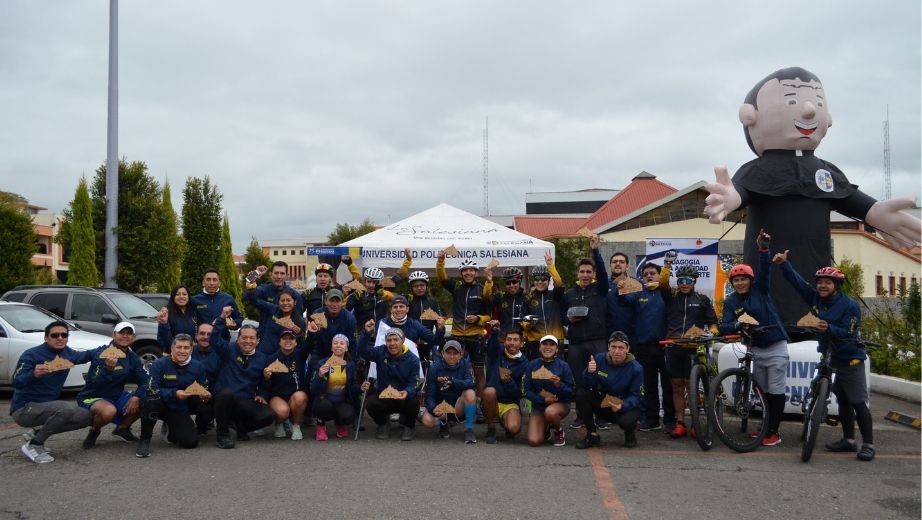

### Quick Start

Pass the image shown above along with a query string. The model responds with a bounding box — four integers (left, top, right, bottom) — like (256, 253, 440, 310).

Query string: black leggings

(635, 346, 675, 425)
(575, 388, 641, 434)
(139, 398, 203, 449)
(314, 398, 356, 426)
(213, 390, 275, 435)
(834, 389, 873, 444)
(365, 395, 418, 427)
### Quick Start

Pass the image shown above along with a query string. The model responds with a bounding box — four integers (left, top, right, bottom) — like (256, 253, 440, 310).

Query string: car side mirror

(101, 314, 119, 324)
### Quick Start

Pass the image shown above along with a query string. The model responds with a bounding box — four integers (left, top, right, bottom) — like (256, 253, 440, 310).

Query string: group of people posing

(11, 231, 874, 463)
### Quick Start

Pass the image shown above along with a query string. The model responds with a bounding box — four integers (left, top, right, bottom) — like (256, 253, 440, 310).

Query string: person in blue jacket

(310, 334, 362, 441)
(249, 261, 305, 338)
(420, 340, 478, 443)
(209, 316, 275, 449)
(575, 331, 643, 449)
(358, 323, 421, 441)
(136, 333, 211, 457)
(617, 260, 674, 432)
(77, 321, 149, 450)
(259, 329, 309, 441)
(191, 269, 243, 340)
(305, 288, 357, 372)
(481, 323, 531, 444)
(11, 321, 96, 464)
(244, 289, 305, 355)
(774, 251, 875, 461)
(719, 229, 790, 447)
(190, 323, 220, 435)
(156, 285, 198, 352)
(524, 335, 575, 448)
(378, 294, 445, 351)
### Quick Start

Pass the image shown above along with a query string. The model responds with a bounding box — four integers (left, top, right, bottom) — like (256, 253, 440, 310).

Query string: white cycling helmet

(458, 259, 478, 271)
(363, 267, 384, 281)
(408, 270, 429, 283)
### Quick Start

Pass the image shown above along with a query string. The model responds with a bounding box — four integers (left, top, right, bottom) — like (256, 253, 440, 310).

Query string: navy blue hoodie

(146, 356, 208, 414)
(425, 355, 475, 412)
(11, 344, 96, 414)
(210, 322, 270, 400)
(524, 356, 575, 408)
(76, 344, 149, 402)
(484, 332, 530, 404)
(358, 332, 421, 399)
(581, 352, 643, 413)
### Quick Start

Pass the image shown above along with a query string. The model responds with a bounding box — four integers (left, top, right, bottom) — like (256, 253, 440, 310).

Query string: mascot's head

(741, 67, 831, 156)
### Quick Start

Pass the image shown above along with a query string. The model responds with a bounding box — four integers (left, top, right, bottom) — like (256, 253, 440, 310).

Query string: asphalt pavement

(0, 390, 918, 520)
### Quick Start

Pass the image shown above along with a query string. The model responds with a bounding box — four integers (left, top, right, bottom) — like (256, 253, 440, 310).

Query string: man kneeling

(575, 331, 643, 449)
(136, 334, 211, 457)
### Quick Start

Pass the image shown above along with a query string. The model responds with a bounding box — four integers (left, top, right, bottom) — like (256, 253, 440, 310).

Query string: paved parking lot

(0, 391, 918, 520)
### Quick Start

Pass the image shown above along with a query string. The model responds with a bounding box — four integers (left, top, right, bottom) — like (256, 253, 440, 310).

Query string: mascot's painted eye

(817, 101, 823, 107)
(787, 99, 797, 105)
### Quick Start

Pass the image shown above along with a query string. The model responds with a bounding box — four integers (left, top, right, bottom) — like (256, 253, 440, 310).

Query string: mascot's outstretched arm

(865, 196, 921, 249)
(704, 166, 742, 223)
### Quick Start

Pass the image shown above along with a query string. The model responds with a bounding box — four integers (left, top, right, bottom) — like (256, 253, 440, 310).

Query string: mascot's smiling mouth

(794, 120, 817, 136)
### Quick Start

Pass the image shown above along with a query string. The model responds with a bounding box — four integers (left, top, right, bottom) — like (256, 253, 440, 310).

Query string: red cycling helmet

(815, 266, 845, 282)
(728, 264, 754, 279)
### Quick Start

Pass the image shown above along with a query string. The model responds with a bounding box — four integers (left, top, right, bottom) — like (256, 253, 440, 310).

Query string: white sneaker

(21, 442, 54, 464)
(274, 423, 288, 438)
(22, 429, 50, 453)
(291, 425, 303, 441)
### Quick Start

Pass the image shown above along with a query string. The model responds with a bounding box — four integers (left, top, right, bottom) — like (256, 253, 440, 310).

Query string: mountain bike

(709, 325, 776, 453)
(792, 331, 881, 462)
(659, 334, 739, 451)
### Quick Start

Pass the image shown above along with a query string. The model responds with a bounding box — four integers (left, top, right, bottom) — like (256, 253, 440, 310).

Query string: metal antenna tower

(883, 105, 891, 200)
(482, 116, 489, 216)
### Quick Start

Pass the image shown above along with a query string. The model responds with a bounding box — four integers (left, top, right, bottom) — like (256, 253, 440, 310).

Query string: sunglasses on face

(49, 332, 69, 339)
(533, 277, 549, 282)
(505, 280, 519, 285)
(677, 277, 695, 285)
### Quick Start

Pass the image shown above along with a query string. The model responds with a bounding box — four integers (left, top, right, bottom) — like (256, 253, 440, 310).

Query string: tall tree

(154, 181, 183, 293)
(0, 197, 37, 292)
(181, 176, 223, 294)
(68, 178, 98, 287)
(327, 218, 376, 245)
(83, 159, 166, 291)
(218, 213, 242, 308)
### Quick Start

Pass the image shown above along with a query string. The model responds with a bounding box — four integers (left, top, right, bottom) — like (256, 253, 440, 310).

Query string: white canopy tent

(339, 203, 555, 269)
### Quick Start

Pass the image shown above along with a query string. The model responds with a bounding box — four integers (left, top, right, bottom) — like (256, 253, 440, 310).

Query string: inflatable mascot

(705, 67, 921, 325)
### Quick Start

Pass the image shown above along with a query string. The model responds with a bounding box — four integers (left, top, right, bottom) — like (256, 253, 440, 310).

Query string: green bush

(861, 282, 921, 382)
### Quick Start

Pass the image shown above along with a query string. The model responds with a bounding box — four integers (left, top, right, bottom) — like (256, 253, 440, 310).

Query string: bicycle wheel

(688, 365, 712, 451)
(710, 367, 769, 452)
(801, 377, 829, 463)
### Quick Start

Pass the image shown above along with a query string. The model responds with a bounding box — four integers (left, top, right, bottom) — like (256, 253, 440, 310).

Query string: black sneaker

(135, 439, 151, 458)
(215, 435, 235, 449)
(375, 423, 391, 440)
(112, 427, 138, 442)
(576, 434, 601, 450)
(485, 429, 497, 444)
(464, 429, 477, 444)
(825, 438, 858, 452)
(401, 426, 416, 441)
(596, 419, 611, 431)
(236, 430, 251, 442)
(82, 429, 101, 449)
(475, 406, 486, 424)
(857, 444, 876, 461)
(637, 420, 661, 432)
(438, 422, 450, 439)
(624, 429, 637, 448)
(569, 419, 584, 430)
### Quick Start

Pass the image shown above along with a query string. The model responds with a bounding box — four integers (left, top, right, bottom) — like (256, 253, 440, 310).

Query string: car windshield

(108, 293, 158, 319)
(0, 304, 75, 333)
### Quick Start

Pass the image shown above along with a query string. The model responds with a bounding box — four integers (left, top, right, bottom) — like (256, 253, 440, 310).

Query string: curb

(870, 373, 922, 403)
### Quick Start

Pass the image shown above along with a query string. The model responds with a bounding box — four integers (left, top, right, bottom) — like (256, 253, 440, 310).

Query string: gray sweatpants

(12, 400, 92, 445)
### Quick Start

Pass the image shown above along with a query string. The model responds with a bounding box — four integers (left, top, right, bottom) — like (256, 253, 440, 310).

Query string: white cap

(114, 321, 136, 333)
(539, 334, 559, 345)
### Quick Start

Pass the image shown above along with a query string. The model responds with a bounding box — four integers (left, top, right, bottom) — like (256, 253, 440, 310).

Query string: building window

(888, 276, 895, 296)
(273, 250, 278, 256)
(875, 275, 883, 295)
(282, 250, 287, 256)
(291, 250, 296, 256)
(900, 277, 906, 294)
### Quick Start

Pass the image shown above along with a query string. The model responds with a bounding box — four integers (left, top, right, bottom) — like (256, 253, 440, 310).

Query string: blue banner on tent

(306, 246, 358, 256)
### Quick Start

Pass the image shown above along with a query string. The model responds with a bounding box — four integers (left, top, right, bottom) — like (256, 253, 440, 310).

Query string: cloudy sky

(1, 1, 919, 252)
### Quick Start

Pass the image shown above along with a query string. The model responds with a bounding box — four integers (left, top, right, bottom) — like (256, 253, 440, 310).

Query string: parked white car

(0, 301, 112, 389)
